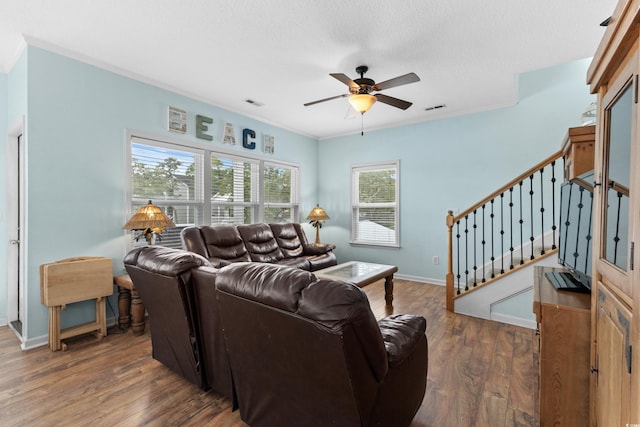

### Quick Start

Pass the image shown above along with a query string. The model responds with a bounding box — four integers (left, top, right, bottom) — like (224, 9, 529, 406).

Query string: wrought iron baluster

(574, 187, 585, 267)
(490, 199, 495, 278)
(585, 192, 593, 273)
(464, 215, 469, 291)
(519, 181, 524, 265)
(613, 191, 623, 265)
(529, 174, 535, 260)
(456, 220, 461, 294)
(551, 160, 557, 250)
(509, 187, 514, 270)
(539, 167, 546, 254)
(481, 204, 486, 283)
(500, 193, 505, 274)
(473, 210, 478, 287)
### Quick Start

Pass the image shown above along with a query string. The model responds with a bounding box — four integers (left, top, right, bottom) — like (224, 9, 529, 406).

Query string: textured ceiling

(0, 0, 617, 139)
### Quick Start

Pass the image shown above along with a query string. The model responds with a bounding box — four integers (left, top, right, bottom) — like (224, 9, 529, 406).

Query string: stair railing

(446, 150, 563, 311)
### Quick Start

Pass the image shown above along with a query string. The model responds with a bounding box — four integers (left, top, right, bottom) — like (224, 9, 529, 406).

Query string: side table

(113, 274, 146, 335)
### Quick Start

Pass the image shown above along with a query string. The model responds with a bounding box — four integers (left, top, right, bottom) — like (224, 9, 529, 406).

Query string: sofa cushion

(180, 227, 209, 259)
(202, 225, 251, 267)
(124, 245, 211, 274)
(217, 262, 313, 312)
(269, 223, 304, 258)
(237, 223, 284, 263)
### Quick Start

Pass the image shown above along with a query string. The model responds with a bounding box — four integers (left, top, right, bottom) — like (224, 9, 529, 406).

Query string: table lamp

(306, 204, 330, 245)
(123, 200, 175, 245)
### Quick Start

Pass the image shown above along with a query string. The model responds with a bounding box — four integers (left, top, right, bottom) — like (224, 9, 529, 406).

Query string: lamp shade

(348, 94, 377, 114)
(306, 204, 330, 221)
(123, 200, 175, 230)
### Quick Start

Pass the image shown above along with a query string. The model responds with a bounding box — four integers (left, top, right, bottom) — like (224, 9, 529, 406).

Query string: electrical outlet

(432, 256, 439, 265)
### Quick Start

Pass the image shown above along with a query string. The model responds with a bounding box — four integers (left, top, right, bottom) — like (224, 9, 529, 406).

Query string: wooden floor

(0, 280, 538, 427)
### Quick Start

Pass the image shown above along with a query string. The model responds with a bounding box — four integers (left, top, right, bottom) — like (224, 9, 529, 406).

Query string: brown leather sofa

(216, 262, 428, 427)
(180, 222, 336, 271)
(123, 246, 427, 426)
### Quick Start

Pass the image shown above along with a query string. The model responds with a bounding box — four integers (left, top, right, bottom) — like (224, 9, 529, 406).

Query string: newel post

(446, 210, 455, 312)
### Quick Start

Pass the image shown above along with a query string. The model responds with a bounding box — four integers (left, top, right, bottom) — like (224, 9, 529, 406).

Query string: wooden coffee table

(314, 261, 398, 305)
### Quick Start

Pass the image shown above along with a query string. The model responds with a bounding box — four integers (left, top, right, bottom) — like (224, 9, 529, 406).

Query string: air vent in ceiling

(245, 99, 264, 107)
(425, 104, 446, 111)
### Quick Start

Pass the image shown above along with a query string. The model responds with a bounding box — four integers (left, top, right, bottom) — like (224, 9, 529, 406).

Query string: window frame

(125, 131, 300, 249)
(350, 160, 400, 247)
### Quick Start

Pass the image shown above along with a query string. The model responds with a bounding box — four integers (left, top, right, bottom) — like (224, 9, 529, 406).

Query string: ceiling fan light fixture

(349, 94, 376, 114)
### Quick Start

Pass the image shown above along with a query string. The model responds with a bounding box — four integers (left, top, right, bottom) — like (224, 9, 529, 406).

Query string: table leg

(96, 297, 107, 339)
(49, 306, 62, 351)
(384, 274, 394, 306)
(117, 286, 132, 331)
(130, 288, 145, 336)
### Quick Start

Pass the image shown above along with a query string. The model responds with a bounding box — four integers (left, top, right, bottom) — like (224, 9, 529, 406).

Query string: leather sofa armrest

(303, 243, 335, 256)
(378, 314, 427, 365)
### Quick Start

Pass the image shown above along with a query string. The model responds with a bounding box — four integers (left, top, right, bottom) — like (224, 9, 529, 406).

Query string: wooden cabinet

(594, 283, 632, 427)
(561, 125, 595, 181)
(587, 1, 640, 424)
(533, 266, 591, 426)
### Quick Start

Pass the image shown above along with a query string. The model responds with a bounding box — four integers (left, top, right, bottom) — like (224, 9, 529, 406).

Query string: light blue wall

(0, 72, 7, 322)
(2, 46, 595, 343)
(318, 58, 595, 282)
(12, 46, 319, 341)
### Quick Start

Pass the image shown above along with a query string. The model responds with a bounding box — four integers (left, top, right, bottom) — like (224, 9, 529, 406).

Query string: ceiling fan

(304, 65, 420, 114)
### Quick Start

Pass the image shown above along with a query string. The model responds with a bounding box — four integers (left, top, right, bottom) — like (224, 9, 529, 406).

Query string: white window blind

(350, 161, 400, 247)
(210, 154, 260, 225)
(130, 138, 204, 248)
(263, 162, 299, 223)
(128, 135, 300, 249)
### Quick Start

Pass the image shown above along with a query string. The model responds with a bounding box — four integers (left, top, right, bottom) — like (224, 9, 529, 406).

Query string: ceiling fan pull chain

(361, 114, 364, 136)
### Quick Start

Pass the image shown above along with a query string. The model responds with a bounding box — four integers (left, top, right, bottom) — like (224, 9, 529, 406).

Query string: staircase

(445, 150, 564, 321)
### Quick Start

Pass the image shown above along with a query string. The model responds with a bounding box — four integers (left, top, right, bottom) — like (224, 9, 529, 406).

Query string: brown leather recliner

(215, 262, 428, 427)
(181, 224, 251, 268)
(271, 222, 337, 271)
(123, 246, 234, 399)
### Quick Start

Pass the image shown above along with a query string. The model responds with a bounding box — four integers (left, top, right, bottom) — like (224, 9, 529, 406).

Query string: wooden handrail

(446, 149, 564, 312)
(451, 150, 563, 223)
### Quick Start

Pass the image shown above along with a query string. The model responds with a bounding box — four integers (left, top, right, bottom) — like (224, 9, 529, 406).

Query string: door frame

(6, 117, 25, 341)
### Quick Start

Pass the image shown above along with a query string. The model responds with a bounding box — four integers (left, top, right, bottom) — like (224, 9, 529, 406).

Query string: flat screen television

(550, 171, 594, 292)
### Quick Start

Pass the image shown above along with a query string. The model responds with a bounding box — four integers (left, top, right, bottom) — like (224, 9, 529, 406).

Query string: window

(350, 161, 400, 247)
(263, 162, 299, 223)
(128, 135, 299, 248)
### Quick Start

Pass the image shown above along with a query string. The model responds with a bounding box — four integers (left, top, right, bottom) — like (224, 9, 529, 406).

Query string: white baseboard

(491, 312, 537, 330)
(12, 315, 119, 351)
(395, 273, 445, 286)
(0, 317, 7, 327)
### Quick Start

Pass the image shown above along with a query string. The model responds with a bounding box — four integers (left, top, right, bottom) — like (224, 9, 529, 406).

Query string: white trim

(490, 313, 537, 330)
(0, 317, 7, 327)
(6, 117, 26, 339)
(395, 273, 445, 286)
(14, 316, 118, 351)
(0, 36, 27, 74)
(350, 160, 400, 247)
(22, 36, 318, 139)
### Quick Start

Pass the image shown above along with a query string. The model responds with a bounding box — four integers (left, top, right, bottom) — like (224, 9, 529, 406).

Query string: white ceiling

(0, 0, 617, 140)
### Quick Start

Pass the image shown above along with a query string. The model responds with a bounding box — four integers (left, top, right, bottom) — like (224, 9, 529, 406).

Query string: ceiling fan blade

(373, 72, 420, 91)
(304, 93, 349, 107)
(330, 73, 359, 90)
(375, 93, 413, 110)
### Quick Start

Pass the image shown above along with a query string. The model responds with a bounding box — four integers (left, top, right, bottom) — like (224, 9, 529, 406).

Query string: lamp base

(315, 226, 321, 245)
